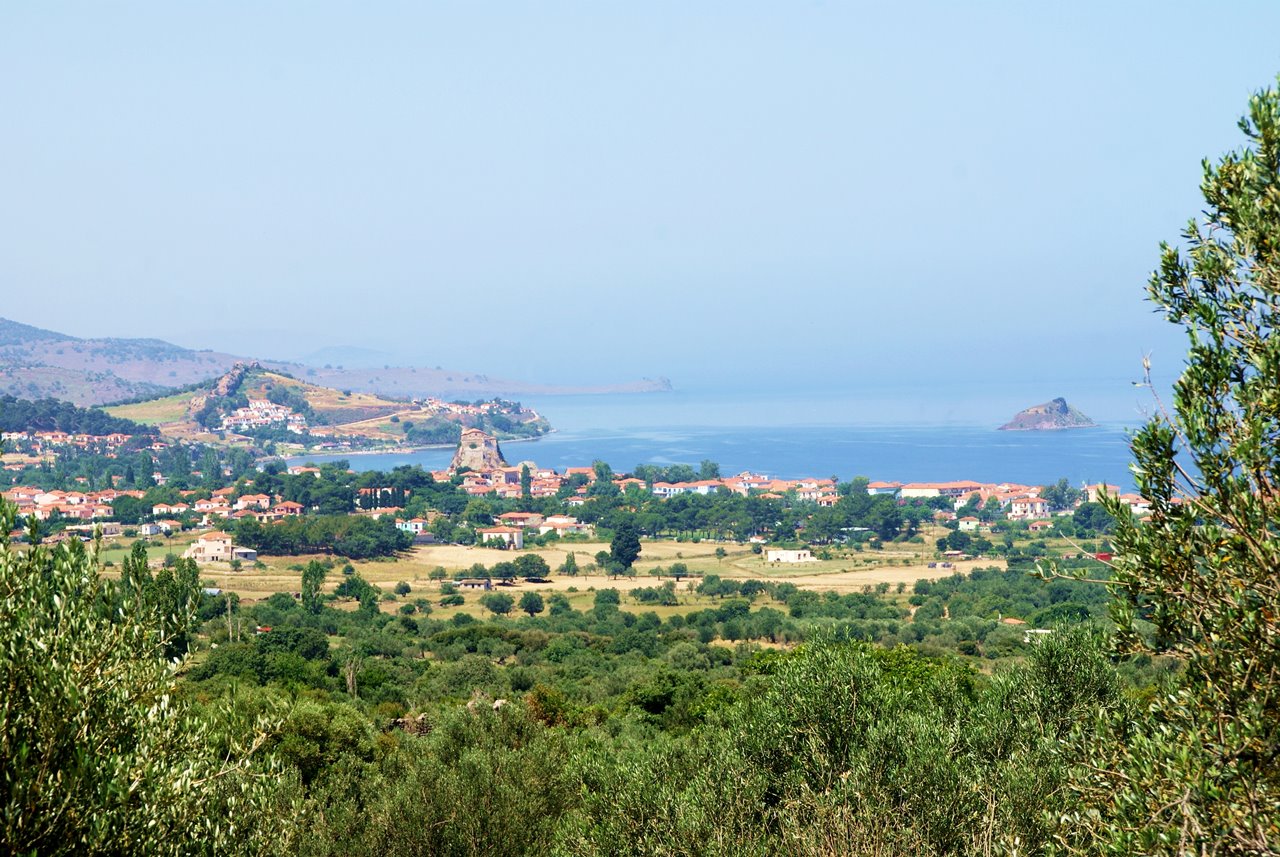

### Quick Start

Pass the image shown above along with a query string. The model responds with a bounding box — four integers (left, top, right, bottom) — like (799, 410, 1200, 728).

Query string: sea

(289, 384, 1156, 490)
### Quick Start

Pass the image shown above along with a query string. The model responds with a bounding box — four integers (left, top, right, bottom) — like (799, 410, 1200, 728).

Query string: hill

(0, 316, 670, 405)
(998, 397, 1096, 431)
(105, 364, 551, 450)
(0, 318, 252, 404)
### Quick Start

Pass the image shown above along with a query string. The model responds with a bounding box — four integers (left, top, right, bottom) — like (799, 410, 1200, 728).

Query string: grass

(112, 529, 997, 608)
(104, 391, 192, 425)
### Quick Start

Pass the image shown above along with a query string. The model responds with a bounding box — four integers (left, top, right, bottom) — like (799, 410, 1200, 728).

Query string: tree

(334, 571, 377, 603)
(0, 505, 293, 853)
(980, 496, 1004, 523)
(520, 464, 532, 502)
(1040, 477, 1082, 511)
(479, 592, 514, 617)
(200, 447, 222, 488)
(1056, 79, 1280, 855)
(514, 553, 550, 580)
(1071, 501, 1114, 535)
(463, 499, 493, 526)
(559, 551, 579, 576)
(109, 494, 148, 525)
(609, 521, 642, 577)
(518, 591, 545, 617)
(936, 530, 972, 554)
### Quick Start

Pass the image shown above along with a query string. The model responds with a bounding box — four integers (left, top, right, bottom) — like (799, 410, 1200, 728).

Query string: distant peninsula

(998, 397, 1096, 431)
(0, 316, 670, 405)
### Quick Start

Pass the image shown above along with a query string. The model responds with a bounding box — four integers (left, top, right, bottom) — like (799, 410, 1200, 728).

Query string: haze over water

(296, 383, 1150, 488)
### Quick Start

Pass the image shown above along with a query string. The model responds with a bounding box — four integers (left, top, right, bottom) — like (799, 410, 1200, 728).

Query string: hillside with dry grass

(106, 364, 550, 449)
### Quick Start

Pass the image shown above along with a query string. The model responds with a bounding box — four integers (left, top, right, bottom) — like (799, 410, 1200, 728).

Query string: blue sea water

(292, 386, 1147, 489)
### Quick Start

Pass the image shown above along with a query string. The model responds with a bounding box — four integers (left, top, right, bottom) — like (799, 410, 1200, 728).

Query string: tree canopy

(1056, 77, 1280, 855)
(609, 522, 642, 574)
(0, 394, 156, 437)
(0, 508, 289, 854)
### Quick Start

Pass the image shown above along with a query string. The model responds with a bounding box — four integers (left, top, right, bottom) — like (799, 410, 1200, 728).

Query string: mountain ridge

(0, 316, 671, 405)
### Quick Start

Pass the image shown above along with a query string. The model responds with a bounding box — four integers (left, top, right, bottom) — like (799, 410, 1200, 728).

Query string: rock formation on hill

(450, 428, 506, 472)
(998, 397, 1096, 431)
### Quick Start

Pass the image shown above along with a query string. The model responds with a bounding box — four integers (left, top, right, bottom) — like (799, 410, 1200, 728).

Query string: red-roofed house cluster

(1, 431, 139, 468)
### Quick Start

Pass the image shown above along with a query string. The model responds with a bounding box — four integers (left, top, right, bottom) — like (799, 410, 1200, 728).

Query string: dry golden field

(105, 391, 193, 425)
(96, 527, 1008, 620)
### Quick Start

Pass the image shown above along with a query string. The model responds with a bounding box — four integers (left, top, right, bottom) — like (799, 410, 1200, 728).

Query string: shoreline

(273, 423, 1137, 488)
(282, 432, 552, 462)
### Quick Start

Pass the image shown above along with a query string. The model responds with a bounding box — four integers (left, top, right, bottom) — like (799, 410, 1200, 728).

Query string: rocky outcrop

(212, 362, 259, 397)
(998, 397, 1096, 431)
(186, 362, 260, 419)
(449, 428, 506, 472)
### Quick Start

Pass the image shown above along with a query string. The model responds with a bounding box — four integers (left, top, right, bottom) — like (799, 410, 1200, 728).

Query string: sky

(3, 2, 1279, 403)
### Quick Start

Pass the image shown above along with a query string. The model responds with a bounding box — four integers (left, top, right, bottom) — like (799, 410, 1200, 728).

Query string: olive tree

(1055, 79, 1280, 855)
(480, 591, 514, 616)
(0, 507, 295, 855)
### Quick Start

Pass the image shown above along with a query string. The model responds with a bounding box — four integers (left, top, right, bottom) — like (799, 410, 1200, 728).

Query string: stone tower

(449, 428, 506, 473)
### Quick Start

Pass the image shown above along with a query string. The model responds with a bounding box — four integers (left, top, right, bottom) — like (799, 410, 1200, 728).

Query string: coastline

(283, 431, 552, 462)
(277, 422, 1138, 488)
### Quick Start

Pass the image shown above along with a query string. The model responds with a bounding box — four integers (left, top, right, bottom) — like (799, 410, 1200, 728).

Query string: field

(256, 374, 405, 421)
(105, 391, 194, 425)
(312, 405, 439, 441)
(98, 528, 1016, 621)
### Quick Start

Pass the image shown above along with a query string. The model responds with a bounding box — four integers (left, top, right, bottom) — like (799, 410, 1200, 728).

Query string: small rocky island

(998, 397, 1096, 431)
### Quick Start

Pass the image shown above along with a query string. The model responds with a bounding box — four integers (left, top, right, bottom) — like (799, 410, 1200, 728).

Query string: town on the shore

(1, 422, 1147, 567)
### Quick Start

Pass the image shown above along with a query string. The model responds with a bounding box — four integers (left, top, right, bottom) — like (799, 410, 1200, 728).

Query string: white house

(651, 480, 723, 499)
(477, 526, 524, 550)
(766, 549, 816, 564)
(397, 517, 430, 534)
(538, 516, 593, 537)
(182, 531, 257, 564)
(1008, 496, 1049, 520)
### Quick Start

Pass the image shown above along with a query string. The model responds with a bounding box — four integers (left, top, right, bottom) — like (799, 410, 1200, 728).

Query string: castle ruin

(449, 427, 505, 472)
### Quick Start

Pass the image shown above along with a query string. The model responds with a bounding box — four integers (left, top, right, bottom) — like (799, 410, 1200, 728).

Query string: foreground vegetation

(3, 513, 1143, 856)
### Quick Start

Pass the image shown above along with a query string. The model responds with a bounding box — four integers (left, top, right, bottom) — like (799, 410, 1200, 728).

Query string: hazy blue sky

(3, 2, 1278, 398)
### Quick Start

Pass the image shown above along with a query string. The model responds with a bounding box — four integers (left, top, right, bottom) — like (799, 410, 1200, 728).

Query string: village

(218, 399, 309, 434)
(1, 429, 136, 457)
(1, 424, 1146, 569)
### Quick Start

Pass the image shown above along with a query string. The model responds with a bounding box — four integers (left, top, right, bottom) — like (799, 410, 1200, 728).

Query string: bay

(292, 386, 1143, 489)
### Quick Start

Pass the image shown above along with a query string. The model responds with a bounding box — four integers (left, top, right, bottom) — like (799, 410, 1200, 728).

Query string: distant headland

(998, 398, 1096, 431)
(0, 316, 671, 405)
